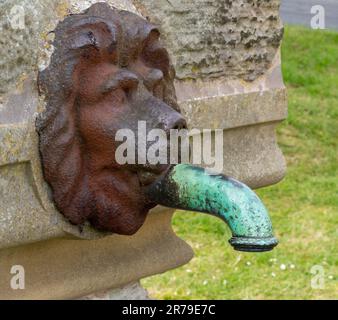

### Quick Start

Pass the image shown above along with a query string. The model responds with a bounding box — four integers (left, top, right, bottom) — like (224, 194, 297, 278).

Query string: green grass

(142, 26, 338, 300)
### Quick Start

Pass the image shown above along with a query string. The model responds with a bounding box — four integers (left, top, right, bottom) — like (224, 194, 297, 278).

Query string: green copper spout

(146, 164, 278, 252)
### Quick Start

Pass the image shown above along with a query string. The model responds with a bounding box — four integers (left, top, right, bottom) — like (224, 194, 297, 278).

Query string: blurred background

(143, 0, 338, 299)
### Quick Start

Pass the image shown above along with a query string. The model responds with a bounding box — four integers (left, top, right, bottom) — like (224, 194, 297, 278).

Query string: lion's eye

(144, 69, 164, 90)
(101, 71, 139, 95)
(119, 76, 139, 91)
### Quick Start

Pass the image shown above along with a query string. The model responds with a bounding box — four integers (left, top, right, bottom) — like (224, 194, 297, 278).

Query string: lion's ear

(56, 13, 119, 57)
(68, 24, 115, 53)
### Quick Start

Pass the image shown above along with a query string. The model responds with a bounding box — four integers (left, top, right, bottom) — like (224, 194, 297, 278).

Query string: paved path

(280, 0, 338, 30)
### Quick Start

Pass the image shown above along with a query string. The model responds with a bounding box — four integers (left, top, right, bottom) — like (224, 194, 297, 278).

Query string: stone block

(0, 0, 287, 299)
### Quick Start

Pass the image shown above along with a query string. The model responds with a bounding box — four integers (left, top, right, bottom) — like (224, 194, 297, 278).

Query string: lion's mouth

(137, 164, 172, 186)
(135, 140, 186, 186)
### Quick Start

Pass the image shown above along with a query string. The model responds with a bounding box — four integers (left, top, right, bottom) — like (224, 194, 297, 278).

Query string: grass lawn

(142, 26, 338, 300)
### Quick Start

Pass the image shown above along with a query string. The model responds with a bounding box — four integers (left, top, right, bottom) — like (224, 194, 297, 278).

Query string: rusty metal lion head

(36, 3, 186, 235)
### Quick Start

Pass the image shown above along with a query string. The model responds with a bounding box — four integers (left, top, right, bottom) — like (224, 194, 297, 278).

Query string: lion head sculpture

(36, 3, 186, 235)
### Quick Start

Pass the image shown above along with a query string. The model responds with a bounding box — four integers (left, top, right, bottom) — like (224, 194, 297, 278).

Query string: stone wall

(0, 0, 287, 299)
(134, 0, 283, 81)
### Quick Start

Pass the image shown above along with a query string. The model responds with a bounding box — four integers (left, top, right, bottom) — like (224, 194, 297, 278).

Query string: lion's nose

(172, 117, 187, 130)
(162, 114, 187, 133)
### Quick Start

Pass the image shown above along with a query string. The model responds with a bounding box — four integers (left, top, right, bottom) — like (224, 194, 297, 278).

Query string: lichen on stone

(133, 0, 283, 81)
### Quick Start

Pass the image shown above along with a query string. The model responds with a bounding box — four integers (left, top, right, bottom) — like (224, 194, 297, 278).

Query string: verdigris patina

(147, 164, 278, 252)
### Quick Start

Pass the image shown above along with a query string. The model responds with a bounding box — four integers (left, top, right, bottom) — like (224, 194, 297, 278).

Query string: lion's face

(37, 3, 186, 234)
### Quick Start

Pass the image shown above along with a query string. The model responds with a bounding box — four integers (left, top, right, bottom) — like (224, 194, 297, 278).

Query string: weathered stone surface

(0, 120, 110, 249)
(1, 0, 284, 99)
(0, 208, 193, 299)
(176, 52, 287, 187)
(80, 282, 150, 300)
(0, 0, 139, 99)
(0, 0, 58, 97)
(222, 122, 285, 188)
(133, 0, 283, 81)
(180, 88, 286, 131)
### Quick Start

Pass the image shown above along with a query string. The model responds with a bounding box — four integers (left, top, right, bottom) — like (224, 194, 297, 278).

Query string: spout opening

(229, 236, 278, 253)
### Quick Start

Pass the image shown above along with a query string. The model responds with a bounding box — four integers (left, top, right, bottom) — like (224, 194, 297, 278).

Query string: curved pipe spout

(146, 164, 278, 252)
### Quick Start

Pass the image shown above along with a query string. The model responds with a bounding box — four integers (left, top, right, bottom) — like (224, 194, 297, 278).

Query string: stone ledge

(0, 209, 193, 300)
(79, 282, 150, 300)
(180, 88, 287, 131)
(175, 76, 287, 188)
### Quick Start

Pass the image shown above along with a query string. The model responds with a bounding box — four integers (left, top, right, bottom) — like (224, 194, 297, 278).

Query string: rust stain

(36, 3, 186, 235)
